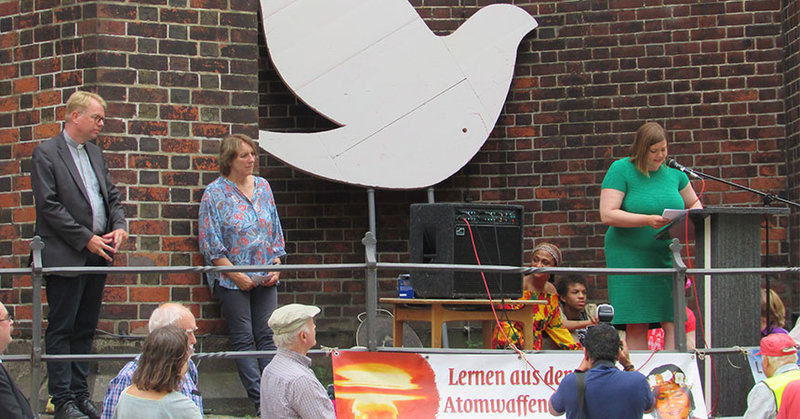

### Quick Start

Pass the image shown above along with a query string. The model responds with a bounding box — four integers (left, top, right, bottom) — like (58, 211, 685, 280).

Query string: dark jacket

(30, 133, 126, 269)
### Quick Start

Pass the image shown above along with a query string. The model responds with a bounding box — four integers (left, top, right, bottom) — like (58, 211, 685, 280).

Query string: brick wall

(783, 0, 800, 308)
(0, 0, 263, 337)
(0, 0, 795, 344)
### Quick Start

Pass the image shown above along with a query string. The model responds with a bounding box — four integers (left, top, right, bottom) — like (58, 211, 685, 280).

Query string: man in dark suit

(31, 91, 128, 419)
(0, 301, 34, 418)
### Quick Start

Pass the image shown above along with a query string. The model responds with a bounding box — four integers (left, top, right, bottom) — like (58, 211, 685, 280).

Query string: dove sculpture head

(259, 0, 538, 189)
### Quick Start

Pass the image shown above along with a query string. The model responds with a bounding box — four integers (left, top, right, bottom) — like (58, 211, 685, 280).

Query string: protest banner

(332, 350, 706, 418)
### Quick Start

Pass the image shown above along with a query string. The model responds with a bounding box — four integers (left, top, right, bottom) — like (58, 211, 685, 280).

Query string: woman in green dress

(600, 122, 702, 350)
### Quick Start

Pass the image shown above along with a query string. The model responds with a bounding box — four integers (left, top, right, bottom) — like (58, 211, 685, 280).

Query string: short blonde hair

(629, 122, 667, 175)
(218, 134, 258, 176)
(65, 91, 106, 119)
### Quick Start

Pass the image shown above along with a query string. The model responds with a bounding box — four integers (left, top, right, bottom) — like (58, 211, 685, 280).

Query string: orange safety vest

(764, 369, 800, 411)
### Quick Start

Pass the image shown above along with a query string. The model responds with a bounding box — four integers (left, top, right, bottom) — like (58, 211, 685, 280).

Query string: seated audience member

(744, 334, 800, 419)
(260, 304, 334, 419)
(0, 302, 35, 418)
(648, 307, 697, 351)
(647, 364, 699, 419)
(112, 326, 201, 419)
(102, 303, 202, 419)
(762, 288, 789, 337)
(492, 243, 580, 350)
(777, 379, 800, 419)
(555, 276, 598, 344)
(549, 323, 654, 418)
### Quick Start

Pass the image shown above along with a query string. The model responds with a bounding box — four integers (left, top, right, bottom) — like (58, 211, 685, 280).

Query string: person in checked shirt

(260, 304, 334, 419)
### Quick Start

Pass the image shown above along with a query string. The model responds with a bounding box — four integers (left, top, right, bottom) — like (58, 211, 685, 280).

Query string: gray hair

(765, 352, 799, 366)
(148, 303, 190, 333)
(273, 323, 312, 349)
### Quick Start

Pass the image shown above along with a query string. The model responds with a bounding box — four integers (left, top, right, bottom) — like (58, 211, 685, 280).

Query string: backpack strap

(575, 370, 586, 419)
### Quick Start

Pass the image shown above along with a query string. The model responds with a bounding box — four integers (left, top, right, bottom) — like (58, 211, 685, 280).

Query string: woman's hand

(647, 214, 671, 229)
(262, 257, 282, 287)
(229, 272, 257, 291)
(601, 188, 671, 229)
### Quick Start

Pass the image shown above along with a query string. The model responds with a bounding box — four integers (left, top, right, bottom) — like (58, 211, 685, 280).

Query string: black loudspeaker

(409, 203, 524, 299)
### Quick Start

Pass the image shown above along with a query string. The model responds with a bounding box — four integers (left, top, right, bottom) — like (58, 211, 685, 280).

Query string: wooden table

(380, 298, 546, 350)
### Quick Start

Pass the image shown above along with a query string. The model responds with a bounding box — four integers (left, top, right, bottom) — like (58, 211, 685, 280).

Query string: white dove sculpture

(259, 0, 538, 189)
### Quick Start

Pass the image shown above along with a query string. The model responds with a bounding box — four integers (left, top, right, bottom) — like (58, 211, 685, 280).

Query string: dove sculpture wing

(259, 0, 537, 189)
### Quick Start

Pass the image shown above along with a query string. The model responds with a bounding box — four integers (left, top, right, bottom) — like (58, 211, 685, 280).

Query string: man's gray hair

(148, 303, 190, 333)
(274, 323, 312, 348)
(765, 352, 799, 366)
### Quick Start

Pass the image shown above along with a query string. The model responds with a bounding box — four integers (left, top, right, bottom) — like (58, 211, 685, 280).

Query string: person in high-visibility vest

(744, 333, 800, 419)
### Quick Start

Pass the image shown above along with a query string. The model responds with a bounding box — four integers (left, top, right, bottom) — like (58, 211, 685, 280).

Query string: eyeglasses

(90, 114, 105, 125)
(0, 313, 12, 323)
(84, 113, 105, 125)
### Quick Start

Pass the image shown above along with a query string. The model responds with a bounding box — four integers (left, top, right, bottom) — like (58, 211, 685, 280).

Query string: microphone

(666, 158, 701, 179)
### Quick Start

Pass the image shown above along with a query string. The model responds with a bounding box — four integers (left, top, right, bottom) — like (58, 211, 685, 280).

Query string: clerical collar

(63, 132, 84, 150)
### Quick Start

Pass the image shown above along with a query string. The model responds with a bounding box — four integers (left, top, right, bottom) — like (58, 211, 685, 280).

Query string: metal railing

(1, 233, 797, 413)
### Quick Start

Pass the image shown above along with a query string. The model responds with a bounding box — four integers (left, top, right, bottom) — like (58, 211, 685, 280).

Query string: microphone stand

(683, 166, 800, 335)
(685, 168, 800, 209)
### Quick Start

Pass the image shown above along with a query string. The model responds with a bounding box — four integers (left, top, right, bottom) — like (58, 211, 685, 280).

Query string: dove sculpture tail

(259, 0, 538, 190)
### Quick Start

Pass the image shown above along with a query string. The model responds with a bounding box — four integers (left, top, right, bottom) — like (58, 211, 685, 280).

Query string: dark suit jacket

(30, 132, 126, 269)
(0, 363, 35, 418)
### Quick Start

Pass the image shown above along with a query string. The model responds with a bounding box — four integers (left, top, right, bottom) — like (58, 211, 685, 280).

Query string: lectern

(689, 207, 789, 416)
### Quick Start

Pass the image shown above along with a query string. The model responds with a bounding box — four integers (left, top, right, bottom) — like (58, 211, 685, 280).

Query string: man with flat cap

(260, 304, 335, 419)
(744, 333, 800, 418)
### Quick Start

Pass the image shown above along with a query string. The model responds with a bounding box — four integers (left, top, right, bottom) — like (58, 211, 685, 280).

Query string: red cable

(682, 178, 720, 415)
(461, 218, 558, 392)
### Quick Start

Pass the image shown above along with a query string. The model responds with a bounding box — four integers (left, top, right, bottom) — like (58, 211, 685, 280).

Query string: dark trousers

(45, 255, 106, 408)
(214, 282, 277, 408)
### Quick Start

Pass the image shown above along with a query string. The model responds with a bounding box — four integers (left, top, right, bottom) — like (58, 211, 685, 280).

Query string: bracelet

(623, 364, 635, 371)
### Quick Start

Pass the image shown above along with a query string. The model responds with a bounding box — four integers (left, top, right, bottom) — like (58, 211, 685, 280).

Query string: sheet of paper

(662, 209, 688, 220)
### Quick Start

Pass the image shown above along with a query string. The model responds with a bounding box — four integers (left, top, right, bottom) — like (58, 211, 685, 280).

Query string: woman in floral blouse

(492, 242, 580, 351)
(198, 134, 285, 414)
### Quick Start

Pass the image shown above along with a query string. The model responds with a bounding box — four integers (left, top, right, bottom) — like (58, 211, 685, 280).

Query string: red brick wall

(0, 0, 795, 340)
(783, 0, 800, 307)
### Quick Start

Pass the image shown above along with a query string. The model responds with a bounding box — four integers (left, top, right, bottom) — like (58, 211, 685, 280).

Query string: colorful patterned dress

(492, 290, 581, 350)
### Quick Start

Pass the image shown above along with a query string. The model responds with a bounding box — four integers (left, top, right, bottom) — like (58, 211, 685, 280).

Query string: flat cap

(268, 304, 320, 336)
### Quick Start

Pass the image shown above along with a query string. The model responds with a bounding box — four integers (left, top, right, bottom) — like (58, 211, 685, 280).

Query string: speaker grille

(409, 203, 523, 299)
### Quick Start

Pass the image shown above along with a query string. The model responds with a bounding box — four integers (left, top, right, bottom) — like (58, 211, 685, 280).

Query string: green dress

(602, 158, 689, 324)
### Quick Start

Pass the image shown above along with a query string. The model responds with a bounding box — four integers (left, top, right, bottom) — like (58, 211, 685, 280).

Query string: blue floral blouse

(198, 176, 286, 290)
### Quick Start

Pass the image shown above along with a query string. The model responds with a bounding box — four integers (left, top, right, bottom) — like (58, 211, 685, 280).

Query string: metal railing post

(362, 232, 378, 351)
(670, 238, 687, 352)
(29, 236, 45, 414)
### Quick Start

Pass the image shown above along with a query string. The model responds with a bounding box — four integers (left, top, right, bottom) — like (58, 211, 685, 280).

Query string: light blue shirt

(64, 132, 107, 234)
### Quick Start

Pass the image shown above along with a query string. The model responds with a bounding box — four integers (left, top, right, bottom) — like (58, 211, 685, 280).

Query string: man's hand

(103, 228, 128, 252)
(86, 234, 115, 262)
(618, 339, 635, 371)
